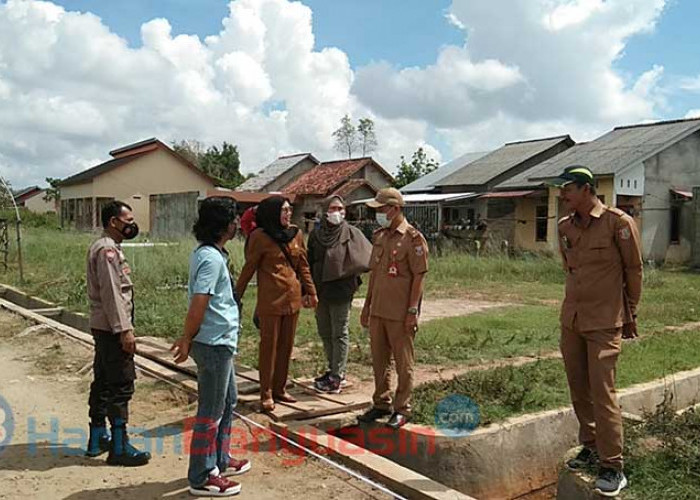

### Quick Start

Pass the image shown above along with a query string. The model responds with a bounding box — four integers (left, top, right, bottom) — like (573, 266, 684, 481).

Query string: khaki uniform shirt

(368, 218, 429, 322)
(558, 200, 643, 332)
(87, 234, 134, 333)
(236, 228, 317, 316)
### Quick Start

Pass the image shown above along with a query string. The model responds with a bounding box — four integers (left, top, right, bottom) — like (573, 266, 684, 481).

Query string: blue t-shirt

(188, 245, 239, 350)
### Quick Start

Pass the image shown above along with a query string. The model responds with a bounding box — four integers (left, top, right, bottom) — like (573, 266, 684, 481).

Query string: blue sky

(2, 0, 700, 186)
(51, 0, 700, 119)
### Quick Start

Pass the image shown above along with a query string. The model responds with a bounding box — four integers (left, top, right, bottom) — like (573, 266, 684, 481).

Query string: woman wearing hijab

(236, 196, 317, 412)
(307, 196, 372, 394)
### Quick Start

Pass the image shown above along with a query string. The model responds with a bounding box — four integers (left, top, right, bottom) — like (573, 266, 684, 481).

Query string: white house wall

(615, 162, 645, 199)
(641, 131, 700, 263)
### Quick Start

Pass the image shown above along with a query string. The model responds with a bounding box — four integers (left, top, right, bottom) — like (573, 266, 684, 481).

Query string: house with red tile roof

(282, 157, 393, 230)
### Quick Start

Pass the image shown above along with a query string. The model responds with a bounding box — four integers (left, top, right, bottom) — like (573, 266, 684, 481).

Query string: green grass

(5, 226, 700, 383)
(413, 327, 700, 427)
(415, 305, 561, 365)
(623, 400, 700, 499)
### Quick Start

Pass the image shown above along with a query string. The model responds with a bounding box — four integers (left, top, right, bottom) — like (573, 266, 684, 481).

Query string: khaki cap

(366, 187, 405, 208)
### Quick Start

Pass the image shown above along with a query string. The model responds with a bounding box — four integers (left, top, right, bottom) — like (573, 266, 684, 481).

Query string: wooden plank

(136, 341, 198, 376)
(291, 378, 353, 406)
(30, 307, 64, 316)
(274, 401, 372, 422)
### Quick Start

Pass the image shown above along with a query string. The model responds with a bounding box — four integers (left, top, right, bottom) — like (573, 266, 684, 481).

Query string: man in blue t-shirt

(171, 197, 251, 497)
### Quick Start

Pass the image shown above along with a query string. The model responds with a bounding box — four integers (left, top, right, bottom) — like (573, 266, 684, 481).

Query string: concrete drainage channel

(3, 282, 700, 499)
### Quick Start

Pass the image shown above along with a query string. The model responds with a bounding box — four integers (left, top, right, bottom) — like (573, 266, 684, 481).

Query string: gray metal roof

(501, 118, 700, 188)
(436, 136, 573, 187)
(238, 153, 319, 192)
(401, 151, 490, 193)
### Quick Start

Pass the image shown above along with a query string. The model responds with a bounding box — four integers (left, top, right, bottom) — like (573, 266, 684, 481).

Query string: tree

(43, 177, 61, 203)
(201, 142, 244, 189)
(357, 118, 377, 157)
(172, 140, 244, 189)
(393, 147, 439, 188)
(0, 176, 13, 210)
(332, 114, 358, 159)
(172, 139, 206, 166)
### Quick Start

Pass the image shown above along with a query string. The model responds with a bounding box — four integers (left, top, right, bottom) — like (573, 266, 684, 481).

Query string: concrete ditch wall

(0, 284, 90, 332)
(345, 367, 700, 499)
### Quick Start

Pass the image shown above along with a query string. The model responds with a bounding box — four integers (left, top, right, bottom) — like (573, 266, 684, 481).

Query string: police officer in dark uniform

(85, 200, 150, 466)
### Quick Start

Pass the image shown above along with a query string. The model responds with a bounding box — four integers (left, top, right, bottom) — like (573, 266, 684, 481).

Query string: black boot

(85, 424, 111, 457)
(106, 418, 151, 467)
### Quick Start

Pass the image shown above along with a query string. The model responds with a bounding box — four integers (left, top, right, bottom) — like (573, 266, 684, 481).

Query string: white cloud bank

(0, 0, 695, 188)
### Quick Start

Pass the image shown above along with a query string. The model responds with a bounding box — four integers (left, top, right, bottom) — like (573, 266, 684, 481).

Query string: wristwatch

(407, 306, 419, 315)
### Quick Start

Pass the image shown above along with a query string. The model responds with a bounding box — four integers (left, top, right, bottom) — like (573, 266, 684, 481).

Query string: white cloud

(0, 0, 693, 192)
(354, 0, 669, 155)
(680, 75, 700, 92)
(0, 0, 410, 188)
(685, 109, 700, 119)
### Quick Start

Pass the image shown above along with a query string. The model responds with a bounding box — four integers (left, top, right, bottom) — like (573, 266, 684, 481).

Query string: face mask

(118, 220, 139, 240)
(327, 211, 345, 226)
(376, 212, 391, 228)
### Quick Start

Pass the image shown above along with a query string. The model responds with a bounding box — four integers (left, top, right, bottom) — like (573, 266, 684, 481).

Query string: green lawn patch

(413, 327, 700, 427)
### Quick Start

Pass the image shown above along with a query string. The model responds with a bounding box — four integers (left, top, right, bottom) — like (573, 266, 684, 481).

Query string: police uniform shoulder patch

(619, 226, 631, 240)
(407, 226, 422, 240)
(414, 245, 424, 256)
(607, 207, 626, 217)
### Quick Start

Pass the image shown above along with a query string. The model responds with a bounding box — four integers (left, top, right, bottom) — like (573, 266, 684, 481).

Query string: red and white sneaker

(222, 458, 252, 476)
(189, 475, 241, 497)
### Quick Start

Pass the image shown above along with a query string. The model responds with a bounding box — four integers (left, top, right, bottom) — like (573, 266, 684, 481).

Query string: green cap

(548, 165, 595, 187)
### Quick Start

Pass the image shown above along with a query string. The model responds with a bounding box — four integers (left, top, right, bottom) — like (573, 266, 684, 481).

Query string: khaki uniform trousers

(258, 313, 299, 403)
(560, 321, 623, 471)
(369, 316, 415, 416)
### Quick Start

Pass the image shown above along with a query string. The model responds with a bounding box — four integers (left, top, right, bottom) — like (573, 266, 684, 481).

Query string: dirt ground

(0, 310, 391, 500)
(352, 297, 511, 323)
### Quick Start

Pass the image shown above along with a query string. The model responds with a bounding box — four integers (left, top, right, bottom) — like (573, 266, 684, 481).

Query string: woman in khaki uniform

(236, 196, 317, 412)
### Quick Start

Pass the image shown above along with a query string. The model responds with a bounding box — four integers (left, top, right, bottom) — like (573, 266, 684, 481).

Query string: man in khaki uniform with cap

(85, 200, 150, 467)
(552, 166, 642, 498)
(358, 188, 429, 429)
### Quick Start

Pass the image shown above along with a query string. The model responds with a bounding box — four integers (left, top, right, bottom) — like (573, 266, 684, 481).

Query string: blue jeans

(188, 341, 238, 487)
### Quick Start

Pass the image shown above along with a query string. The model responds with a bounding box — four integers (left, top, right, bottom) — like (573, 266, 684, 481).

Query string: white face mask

(327, 211, 345, 225)
(376, 211, 391, 228)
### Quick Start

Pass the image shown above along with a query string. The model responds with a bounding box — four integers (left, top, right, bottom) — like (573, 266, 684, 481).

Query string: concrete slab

(273, 422, 477, 500)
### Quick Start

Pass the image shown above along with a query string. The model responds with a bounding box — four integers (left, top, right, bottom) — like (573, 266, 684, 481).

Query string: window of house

(467, 208, 475, 224)
(620, 179, 623, 188)
(535, 205, 548, 242)
(670, 205, 681, 245)
(634, 180, 638, 189)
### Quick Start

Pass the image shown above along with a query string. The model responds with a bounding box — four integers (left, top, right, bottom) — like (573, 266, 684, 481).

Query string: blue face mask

(376, 212, 391, 228)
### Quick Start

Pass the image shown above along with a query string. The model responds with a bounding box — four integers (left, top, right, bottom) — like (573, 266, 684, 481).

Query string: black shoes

(594, 468, 628, 497)
(566, 447, 599, 471)
(386, 413, 411, 430)
(357, 407, 392, 423)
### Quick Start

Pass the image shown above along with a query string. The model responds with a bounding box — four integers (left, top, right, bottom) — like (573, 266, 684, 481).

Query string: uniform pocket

(589, 237, 611, 250)
(370, 246, 384, 269)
